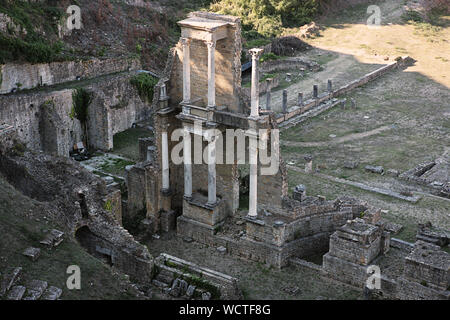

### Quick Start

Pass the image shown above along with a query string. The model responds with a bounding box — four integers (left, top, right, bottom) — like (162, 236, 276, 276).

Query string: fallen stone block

(23, 280, 48, 300)
(344, 161, 359, 169)
(202, 292, 211, 300)
(0, 267, 22, 297)
(40, 286, 63, 300)
(386, 169, 399, 177)
(40, 229, 64, 247)
(365, 165, 384, 174)
(152, 279, 168, 289)
(186, 285, 196, 298)
(217, 246, 227, 254)
(22, 247, 41, 261)
(7, 285, 26, 300)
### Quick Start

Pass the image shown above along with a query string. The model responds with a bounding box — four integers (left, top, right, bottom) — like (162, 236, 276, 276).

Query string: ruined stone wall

(0, 58, 141, 94)
(0, 89, 82, 156)
(86, 73, 150, 150)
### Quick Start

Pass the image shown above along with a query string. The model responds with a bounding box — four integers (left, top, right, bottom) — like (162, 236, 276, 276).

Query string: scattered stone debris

(386, 169, 400, 177)
(217, 246, 227, 254)
(283, 286, 301, 296)
(182, 236, 194, 243)
(22, 247, 41, 262)
(344, 160, 359, 169)
(417, 222, 450, 247)
(23, 280, 48, 300)
(186, 285, 196, 298)
(40, 229, 64, 247)
(379, 219, 403, 234)
(202, 292, 212, 300)
(41, 286, 63, 300)
(7, 285, 26, 300)
(0, 267, 22, 297)
(365, 165, 384, 174)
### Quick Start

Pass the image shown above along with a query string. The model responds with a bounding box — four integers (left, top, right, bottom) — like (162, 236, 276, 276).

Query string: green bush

(130, 73, 159, 102)
(0, 35, 64, 64)
(72, 88, 92, 123)
(259, 52, 280, 62)
(210, 0, 320, 38)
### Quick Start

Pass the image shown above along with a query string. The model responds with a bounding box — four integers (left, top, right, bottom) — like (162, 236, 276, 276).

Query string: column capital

(181, 37, 191, 47)
(205, 40, 216, 49)
(249, 48, 263, 60)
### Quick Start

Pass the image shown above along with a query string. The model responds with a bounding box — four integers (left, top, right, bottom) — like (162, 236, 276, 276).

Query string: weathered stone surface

(0, 267, 22, 297)
(186, 285, 196, 298)
(365, 165, 384, 174)
(344, 161, 359, 169)
(22, 247, 41, 262)
(40, 286, 63, 300)
(23, 280, 48, 300)
(40, 229, 64, 247)
(202, 292, 212, 300)
(7, 285, 26, 300)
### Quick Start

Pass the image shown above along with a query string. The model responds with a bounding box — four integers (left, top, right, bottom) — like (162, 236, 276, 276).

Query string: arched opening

(75, 226, 113, 266)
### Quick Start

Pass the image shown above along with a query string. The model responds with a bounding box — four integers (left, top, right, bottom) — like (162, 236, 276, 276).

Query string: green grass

(113, 127, 154, 161)
(99, 157, 136, 176)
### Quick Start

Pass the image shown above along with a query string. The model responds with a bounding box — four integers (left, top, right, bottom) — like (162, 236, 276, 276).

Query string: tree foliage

(210, 0, 321, 37)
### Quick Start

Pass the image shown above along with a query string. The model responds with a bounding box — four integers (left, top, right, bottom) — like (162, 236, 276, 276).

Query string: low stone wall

(276, 56, 413, 128)
(154, 253, 242, 300)
(260, 57, 320, 74)
(0, 58, 141, 94)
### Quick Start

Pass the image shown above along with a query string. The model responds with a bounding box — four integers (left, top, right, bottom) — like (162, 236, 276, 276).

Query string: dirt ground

(278, 0, 450, 235)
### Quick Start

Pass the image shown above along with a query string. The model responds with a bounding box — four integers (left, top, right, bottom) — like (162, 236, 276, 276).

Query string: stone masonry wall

(0, 58, 141, 94)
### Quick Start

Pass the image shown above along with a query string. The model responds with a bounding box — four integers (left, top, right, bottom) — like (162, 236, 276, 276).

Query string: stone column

(207, 134, 217, 205)
(181, 38, 191, 103)
(266, 87, 271, 111)
(282, 89, 288, 113)
(161, 127, 170, 191)
(327, 79, 333, 92)
(313, 84, 318, 98)
(206, 40, 216, 108)
(298, 92, 303, 106)
(183, 126, 192, 199)
(248, 132, 258, 217)
(249, 48, 263, 118)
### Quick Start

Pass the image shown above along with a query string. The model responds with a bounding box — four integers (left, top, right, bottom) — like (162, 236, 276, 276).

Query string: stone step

(7, 285, 26, 300)
(0, 267, 22, 297)
(151, 279, 168, 289)
(23, 280, 48, 300)
(40, 286, 63, 300)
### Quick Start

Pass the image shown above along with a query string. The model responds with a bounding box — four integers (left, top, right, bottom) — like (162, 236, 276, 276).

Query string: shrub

(130, 73, 159, 102)
(259, 52, 280, 62)
(210, 0, 320, 38)
(72, 88, 92, 123)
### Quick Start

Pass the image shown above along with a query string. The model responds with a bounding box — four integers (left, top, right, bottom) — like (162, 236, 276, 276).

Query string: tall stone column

(207, 134, 217, 206)
(248, 131, 258, 217)
(183, 126, 192, 199)
(206, 40, 216, 108)
(249, 48, 263, 118)
(161, 127, 170, 191)
(181, 38, 191, 103)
